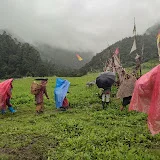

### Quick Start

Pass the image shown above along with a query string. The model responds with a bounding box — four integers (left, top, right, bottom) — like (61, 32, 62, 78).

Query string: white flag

(130, 37, 137, 54)
(113, 54, 121, 67)
(135, 53, 140, 60)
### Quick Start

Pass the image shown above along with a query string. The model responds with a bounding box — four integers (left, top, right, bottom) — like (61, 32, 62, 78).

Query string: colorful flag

(157, 30, 160, 61)
(114, 48, 119, 55)
(76, 54, 83, 61)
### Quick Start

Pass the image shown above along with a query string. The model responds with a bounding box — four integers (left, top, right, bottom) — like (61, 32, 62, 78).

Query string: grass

(0, 62, 160, 159)
(127, 58, 160, 75)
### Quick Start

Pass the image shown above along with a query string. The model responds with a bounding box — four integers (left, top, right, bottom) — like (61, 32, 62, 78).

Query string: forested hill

(0, 31, 89, 78)
(79, 23, 160, 73)
(0, 31, 55, 78)
(0, 22, 160, 79)
(34, 43, 93, 69)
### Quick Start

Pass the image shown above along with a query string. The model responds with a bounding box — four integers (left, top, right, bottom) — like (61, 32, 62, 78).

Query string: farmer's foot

(8, 107, 16, 113)
(120, 106, 124, 111)
(102, 102, 105, 109)
(40, 110, 44, 114)
(60, 107, 66, 111)
(105, 102, 109, 109)
(1, 110, 6, 115)
(36, 111, 41, 115)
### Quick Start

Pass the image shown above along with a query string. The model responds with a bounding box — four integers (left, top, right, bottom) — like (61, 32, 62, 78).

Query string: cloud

(0, 0, 160, 53)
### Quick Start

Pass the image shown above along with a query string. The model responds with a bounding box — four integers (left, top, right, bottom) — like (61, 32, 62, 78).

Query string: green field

(0, 65, 160, 160)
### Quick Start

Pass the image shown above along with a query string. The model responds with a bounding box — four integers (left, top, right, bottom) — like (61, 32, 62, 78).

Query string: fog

(0, 0, 160, 53)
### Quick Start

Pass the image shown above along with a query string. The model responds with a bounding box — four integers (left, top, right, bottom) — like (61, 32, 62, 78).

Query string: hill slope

(0, 31, 55, 78)
(80, 23, 160, 73)
(35, 43, 93, 69)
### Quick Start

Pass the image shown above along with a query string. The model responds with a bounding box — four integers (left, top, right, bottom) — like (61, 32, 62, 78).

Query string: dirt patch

(0, 136, 59, 160)
(0, 147, 44, 160)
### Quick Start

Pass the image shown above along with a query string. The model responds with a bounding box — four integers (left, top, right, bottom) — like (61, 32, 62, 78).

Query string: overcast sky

(0, 0, 160, 53)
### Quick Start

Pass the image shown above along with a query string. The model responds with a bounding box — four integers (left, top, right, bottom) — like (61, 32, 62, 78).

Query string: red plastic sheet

(62, 97, 69, 108)
(129, 65, 160, 135)
(0, 79, 13, 110)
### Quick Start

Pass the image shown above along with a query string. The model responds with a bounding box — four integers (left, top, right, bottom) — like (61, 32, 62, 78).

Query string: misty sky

(0, 0, 160, 53)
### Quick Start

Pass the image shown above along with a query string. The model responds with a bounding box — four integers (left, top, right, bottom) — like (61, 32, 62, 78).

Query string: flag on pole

(113, 54, 121, 67)
(135, 53, 140, 61)
(76, 54, 83, 61)
(114, 48, 119, 55)
(130, 37, 137, 54)
(141, 41, 144, 57)
(130, 18, 137, 54)
(133, 17, 136, 35)
(157, 30, 160, 61)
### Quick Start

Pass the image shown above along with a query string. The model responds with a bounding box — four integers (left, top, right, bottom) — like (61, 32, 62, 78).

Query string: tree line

(0, 22, 159, 79)
(80, 23, 160, 73)
(0, 31, 86, 79)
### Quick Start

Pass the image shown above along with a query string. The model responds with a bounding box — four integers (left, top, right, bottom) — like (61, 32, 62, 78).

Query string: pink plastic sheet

(0, 79, 13, 110)
(129, 65, 160, 135)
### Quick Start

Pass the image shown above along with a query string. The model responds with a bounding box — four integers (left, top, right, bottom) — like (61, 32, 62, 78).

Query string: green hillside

(80, 23, 160, 73)
(0, 31, 56, 78)
(126, 58, 160, 74)
(0, 31, 85, 78)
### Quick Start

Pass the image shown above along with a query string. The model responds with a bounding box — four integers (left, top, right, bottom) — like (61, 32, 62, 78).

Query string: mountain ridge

(0, 22, 160, 78)
(34, 43, 93, 69)
(79, 23, 160, 73)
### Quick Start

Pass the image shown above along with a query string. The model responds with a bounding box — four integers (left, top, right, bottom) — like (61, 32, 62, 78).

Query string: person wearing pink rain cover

(129, 64, 160, 135)
(0, 78, 16, 114)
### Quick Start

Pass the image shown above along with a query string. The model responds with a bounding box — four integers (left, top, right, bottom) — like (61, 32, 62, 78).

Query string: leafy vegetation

(0, 70, 160, 159)
(126, 58, 160, 75)
(0, 31, 56, 78)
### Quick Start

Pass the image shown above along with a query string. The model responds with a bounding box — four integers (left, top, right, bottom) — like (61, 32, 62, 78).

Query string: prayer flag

(133, 17, 136, 35)
(157, 30, 160, 61)
(76, 54, 83, 61)
(114, 48, 119, 55)
(130, 37, 137, 54)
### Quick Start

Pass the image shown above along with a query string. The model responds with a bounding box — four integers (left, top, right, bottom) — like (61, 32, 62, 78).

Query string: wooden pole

(119, 51, 121, 64)
(139, 34, 145, 76)
(140, 60, 142, 77)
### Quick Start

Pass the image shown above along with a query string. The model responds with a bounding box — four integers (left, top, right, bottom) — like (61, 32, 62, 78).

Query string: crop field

(0, 71, 160, 159)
